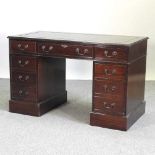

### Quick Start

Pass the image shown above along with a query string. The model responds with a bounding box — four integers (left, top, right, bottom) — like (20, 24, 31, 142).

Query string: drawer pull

(19, 90, 23, 95)
(84, 48, 89, 53)
(18, 90, 29, 96)
(104, 69, 116, 75)
(61, 44, 68, 48)
(18, 60, 29, 67)
(17, 44, 29, 50)
(25, 60, 29, 65)
(111, 86, 116, 91)
(103, 77, 109, 80)
(103, 85, 108, 92)
(25, 44, 29, 48)
(18, 75, 23, 80)
(76, 48, 88, 56)
(95, 77, 109, 80)
(42, 45, 46, 50)
(18, 75, 29, 81)
(49, 46, 53, 51)
(25, 75, 30, 80)
(41, 45, 53, 53)
(18, 44, 22, 48)
(103, 85, 116, 92)
(103, 102, 115, 109)
(104, 50, 117, 58)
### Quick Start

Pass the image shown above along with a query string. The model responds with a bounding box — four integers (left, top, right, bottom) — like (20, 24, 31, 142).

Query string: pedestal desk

(8, 31, 148, 131)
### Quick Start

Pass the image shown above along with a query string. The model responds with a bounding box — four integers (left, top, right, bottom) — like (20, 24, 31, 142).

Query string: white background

(0, 0, 155, 80)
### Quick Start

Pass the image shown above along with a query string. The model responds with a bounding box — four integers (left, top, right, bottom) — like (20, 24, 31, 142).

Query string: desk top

(8, 31, 147, 46)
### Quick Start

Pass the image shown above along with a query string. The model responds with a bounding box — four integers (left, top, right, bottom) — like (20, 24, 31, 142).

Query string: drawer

(95, 46, 128, 61)
(11, 71, 37, 85)
(37, 42, 93, 58)
(10, 55, 37, 72)
(94, 79, 125, 96)
(38, 42, 63, 55)
(64, 45, 93, 58)
(94, 62, 127, 80)
(11, 84, 37, 102)
(10, 40, 36, 53)
(93, 97, 125, 116)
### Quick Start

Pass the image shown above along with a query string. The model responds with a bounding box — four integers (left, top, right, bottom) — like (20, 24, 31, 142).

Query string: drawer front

(11, 85, 37, 102)
(38, 42, 63, 55)
(10, 55, 37, 72)
(94, 79, 125, 97)
(65, 45, 93, 58)
(93, 97, 125, 115)
(95, 46, 128, 61)
(10, 40, 36, 53)
(38, 42, 93, 58)
(11, 71, 37, 85)
(94, 63, 127, 80)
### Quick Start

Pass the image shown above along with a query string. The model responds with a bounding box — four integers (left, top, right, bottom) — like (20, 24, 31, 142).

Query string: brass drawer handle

(18, 90, 29, 96)
(49, 46, 53, 51)
(103, 85, 108, 92)
(95, 77, 109, 81)
(104, 50, 117, 58)
(18, 90, 23, 95)
(111, 86, 116, 91)
(41, 45, 48, 53)
(61, 44, 68, 48)
(41, 45, 46, 50)
(104, 68, 116, 75)
(18, 75, 23, 81)
(17, 44, 29, 50)
(103, 77, 109, 80)
(18, 60, 29, 67)
(25, 44, 29, 48)
(103, 102, 115, 109)
(25, 75, 30, 80)
(41, 45, 53, 53)
(18, 44, 22, 48)
(76, 48, 88, 56)
(18, 75, 30, 81)
(103, 85, 116, 92)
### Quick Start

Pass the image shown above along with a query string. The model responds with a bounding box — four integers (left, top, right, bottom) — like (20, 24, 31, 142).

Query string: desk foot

(9, 91, 67, 116)
(90, 101, 145, 131)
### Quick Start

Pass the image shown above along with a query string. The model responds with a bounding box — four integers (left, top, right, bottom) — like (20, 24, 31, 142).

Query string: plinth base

(90, 101, 145, 131)
(9, 91, 67, 116)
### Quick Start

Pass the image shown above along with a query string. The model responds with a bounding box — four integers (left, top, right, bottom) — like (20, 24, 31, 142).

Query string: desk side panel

(37, 57, 66, 101)
(127, 40, 147, 114)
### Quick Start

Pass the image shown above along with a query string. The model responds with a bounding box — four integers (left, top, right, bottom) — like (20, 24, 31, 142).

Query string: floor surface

(0, 79, 155, 155)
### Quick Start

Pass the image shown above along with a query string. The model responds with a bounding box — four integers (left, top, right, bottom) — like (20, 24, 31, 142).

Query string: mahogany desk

(8, 31, 148, 131)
